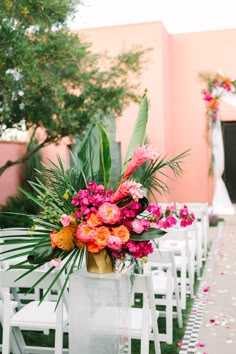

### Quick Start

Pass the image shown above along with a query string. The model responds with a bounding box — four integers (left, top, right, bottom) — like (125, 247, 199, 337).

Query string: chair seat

(10, 300, 68, 330)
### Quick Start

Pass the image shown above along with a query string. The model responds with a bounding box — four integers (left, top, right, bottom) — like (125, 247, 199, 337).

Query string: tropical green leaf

(130, 228, 166, 241)
(27, 244, 63, 264)
(77, 123, 111, 188)
(97, 122, 112, 189)
(122, 91, 148, 173)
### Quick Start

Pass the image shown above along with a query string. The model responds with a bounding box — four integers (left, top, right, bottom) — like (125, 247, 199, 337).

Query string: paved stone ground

(179, 215, 236, 354)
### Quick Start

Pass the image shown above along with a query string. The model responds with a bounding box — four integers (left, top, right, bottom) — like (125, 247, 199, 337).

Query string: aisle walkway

(179, 215, 236, 354)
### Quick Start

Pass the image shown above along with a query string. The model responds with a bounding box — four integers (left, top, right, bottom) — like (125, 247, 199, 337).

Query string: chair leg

(2, 290, 11, 354)
(55, 300, 63, 354)
(166, 270, 173, 344)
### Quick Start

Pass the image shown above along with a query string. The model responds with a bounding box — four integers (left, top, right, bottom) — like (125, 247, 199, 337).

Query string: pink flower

(75, 222, 94, 242)
(50, 258, 61, 268)
(123, 145, 159, 179)
(131, 219, 145, 234)
(97, 202, 121, 224)
(107, 235, 122, 250)
(179, 205, 189, 218)
(60, 214, 71, 227)
(147, 203, 163, 218)
(111, 180, 143, 203)
(126, 240, 153, 258)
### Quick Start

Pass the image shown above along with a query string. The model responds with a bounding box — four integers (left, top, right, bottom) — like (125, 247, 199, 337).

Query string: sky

(67, 0, 236, 34)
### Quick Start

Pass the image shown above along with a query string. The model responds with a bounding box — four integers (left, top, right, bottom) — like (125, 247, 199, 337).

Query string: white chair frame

(0, 269, 69, 354)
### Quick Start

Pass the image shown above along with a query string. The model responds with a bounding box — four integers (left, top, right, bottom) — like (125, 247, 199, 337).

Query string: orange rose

(87, 213, 102, 227)
(112, 225, 130, 243)
(93, 226, 111, 247)
(87, 242, 104, 253)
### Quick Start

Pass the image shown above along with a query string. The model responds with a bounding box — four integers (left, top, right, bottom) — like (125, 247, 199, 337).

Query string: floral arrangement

(150, 203, 195, 229)
(200, 72, 236, 123)
(200, 72, 236, 173)
(0, 92, 190, 304)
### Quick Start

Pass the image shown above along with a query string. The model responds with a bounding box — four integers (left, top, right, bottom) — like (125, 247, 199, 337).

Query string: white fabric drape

(211, 118, 234, 215)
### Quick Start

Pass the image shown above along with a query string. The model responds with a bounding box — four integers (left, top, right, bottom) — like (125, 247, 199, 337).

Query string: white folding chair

(143, 249, 183, 344)
(0, 268, 69, 354)
(157, 227, 196, 307)
(130, 273, 161, 354)
(176, 202, 209, 274)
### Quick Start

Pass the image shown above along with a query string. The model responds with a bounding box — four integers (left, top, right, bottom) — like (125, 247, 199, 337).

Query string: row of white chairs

(0, 202, 210, 354)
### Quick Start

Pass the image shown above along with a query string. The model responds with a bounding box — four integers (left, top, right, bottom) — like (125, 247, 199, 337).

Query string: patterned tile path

(179, 216, 236, 354)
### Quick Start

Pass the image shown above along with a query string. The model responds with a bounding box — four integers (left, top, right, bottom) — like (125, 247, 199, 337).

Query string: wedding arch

(201, 73, 235, 215)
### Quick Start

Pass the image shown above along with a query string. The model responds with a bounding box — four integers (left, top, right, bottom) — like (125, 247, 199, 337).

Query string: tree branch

(0, 136, 59, 177)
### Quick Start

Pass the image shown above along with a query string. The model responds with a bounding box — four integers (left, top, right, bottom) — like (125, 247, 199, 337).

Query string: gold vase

(86, 248, 114, 274)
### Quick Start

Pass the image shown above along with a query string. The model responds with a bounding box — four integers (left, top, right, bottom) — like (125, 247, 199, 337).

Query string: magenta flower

(147, 203, 163, 218)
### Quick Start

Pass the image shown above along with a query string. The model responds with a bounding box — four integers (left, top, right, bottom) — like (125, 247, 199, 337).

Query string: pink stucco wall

(0, 142, 26, 205)
(1, 22, 236, 206)
(0, 140, 69, 205)
(76, 23, 236, 204)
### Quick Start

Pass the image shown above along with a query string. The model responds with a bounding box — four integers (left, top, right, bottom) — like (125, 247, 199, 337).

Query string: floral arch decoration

(200, 72, 235, 215)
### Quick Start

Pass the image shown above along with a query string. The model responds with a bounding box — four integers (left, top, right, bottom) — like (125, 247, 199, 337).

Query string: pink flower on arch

(123, 145, 159, 180)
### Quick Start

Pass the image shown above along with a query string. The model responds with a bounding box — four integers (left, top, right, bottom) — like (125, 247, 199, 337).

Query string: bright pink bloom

(126, 240, 153, 258)
(97, 202, 121, 224)
(111, 180, 143, 203)
(107, 235, 122, 250)
(123, 145, 159, 179)
(60, 214, 71, 227)
(147, 203, 163, 218)
(179, 205, 189, 218)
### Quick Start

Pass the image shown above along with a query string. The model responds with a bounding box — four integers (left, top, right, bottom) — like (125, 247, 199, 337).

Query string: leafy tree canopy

(0, 0, 147, 175)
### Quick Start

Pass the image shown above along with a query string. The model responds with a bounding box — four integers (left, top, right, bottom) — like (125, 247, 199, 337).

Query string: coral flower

(97, 202, 121, 224)
(112, 225, 130, 243)
(51, 226, 76, 251)
(86, 242, 103, 253)
(123, 145, 159, 180)
(76, 222, 95, 242)
(93, 226, 111, 247)
(111, 180, 143, 203)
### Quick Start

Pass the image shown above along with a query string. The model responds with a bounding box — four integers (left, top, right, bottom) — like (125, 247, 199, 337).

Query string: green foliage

(0, 0, 147, 175)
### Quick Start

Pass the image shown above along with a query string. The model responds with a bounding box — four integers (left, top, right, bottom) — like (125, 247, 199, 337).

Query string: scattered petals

(195, 342, 206, 347)
(177, 341, 184, 347)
